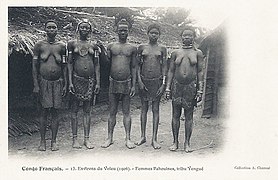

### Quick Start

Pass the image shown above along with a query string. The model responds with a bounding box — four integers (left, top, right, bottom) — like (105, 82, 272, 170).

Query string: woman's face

(148, 28, 160, 42)
(45, 22, 58, 38)
(79, 23, 91, 37)
(181, 29, 194, 45)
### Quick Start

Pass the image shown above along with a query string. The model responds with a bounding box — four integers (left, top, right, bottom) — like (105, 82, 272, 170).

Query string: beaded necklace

(77, 38, 91, 57)
(182, 44, 193, 49)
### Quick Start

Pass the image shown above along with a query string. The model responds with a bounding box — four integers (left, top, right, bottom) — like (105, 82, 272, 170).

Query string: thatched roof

(8, 7, 192, 58)
(199, 21, 227, 53)
(8, 27, 72, 57)
(8, 7, 109, 57)
(9, 29, 40, 57)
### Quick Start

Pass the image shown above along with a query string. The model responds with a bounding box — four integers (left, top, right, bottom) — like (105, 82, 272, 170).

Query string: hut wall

(201, 47, 220, 117)
(98, 50, 110, 102)
(199, 25, 227, 118)
(8, 52, 34, 109)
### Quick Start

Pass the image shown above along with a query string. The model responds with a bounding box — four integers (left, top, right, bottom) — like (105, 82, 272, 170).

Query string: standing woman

(136, 24, 167, 149)
(32, 20, 67, 151)
(165, 26, 204, 152)
(67, 20, 100, 149)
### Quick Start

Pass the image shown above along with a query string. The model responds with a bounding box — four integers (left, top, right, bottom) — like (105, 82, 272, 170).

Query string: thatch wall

(199, 22, 227, 118)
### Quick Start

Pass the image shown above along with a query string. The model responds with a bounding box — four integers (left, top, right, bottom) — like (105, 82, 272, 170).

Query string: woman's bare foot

(101, 139, 113, 148)
(125, 140, 136, 149)
(135, 137, 146, 146)
(84, 138, 94, 149)
(72, 138, 82, 149)
(184, 143, 193, 153)
(51, 141, 59, 151)
(38, 140, 46, 151)
(169, 143, 178, 151)
(72, 141, 82, 149)
(151, 140, 161, 149)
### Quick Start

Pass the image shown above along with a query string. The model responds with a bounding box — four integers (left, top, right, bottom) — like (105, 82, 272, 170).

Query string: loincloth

(139, 76, 162, 101)
(109, 76, 131, 95)
(171, 78, 197, 109)
(39, 76, 63, 109)
(72, 74, 95, 101)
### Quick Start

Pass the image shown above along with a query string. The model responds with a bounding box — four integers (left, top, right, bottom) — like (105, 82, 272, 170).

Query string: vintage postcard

(1, 0, 278, 179)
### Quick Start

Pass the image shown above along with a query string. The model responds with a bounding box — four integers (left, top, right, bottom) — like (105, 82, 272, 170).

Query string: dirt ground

(8, 90, 227, 160)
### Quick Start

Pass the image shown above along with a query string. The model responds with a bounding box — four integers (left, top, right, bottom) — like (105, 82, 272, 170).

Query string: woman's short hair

(180, 26, 196, 37)
(147, 23, 161, 35)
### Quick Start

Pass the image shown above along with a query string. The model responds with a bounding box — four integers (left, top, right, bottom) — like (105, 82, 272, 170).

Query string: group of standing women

(32, 18, 204, 153)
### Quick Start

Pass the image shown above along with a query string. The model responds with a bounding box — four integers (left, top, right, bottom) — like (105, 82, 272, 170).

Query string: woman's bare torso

(140, 44, 163, 79)
(72, 40, 95, 78)
(174, 49, 198, 84)
(39, 41, 63, 80)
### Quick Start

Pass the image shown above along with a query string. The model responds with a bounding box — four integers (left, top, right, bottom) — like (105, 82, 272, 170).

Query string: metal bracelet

(94, 50, 99, 58)
(162, 76, 166, 85)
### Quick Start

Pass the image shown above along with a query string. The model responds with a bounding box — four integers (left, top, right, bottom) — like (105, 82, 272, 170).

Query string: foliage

(154, 7, 192, 26)
(95, 7, 137, 29)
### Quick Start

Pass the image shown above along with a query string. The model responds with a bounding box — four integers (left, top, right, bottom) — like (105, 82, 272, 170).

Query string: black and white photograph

(1, 0, 278, 179)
